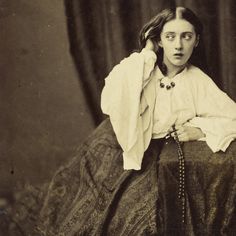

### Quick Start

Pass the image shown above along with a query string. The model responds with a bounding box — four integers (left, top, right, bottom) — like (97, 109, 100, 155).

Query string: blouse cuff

(123, 153, 142, 170)
(187, 117, 236, 153)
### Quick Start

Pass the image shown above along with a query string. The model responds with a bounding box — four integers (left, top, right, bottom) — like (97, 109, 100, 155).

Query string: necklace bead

(159, 79, 176, 90)
(160, 82, 165, 88)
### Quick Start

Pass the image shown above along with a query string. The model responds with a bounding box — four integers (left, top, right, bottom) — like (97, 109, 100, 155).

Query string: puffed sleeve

(101, 48, 156, 115)
(101, 48, 156, 170)
(188, 68, 236, 152)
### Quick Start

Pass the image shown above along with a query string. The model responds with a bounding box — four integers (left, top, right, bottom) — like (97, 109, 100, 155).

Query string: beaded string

(172, 125, 186, 225)
(160, 78, 175, 90)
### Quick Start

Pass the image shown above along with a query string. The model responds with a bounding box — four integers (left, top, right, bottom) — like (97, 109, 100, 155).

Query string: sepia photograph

(0, 0, 236, 235)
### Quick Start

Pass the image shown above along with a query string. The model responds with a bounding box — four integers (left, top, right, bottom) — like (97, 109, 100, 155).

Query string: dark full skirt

(1, 119, 236, 235)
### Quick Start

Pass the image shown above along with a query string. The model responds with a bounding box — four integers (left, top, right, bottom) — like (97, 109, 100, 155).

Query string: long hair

(139, 7, 208, 73)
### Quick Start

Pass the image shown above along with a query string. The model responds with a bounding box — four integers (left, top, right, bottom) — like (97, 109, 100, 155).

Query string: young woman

(99, 7, 236, 234)
(3, 7, 236, 236)
(101, 7, 236, 171)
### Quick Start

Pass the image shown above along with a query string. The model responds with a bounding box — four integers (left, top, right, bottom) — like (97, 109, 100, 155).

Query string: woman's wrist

(170, 125, 206, 142)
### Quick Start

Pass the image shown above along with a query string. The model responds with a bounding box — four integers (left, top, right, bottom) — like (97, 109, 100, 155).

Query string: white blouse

(101, 49, 236, 170)
(151, 66, 195, 138)
(150, 64, 236, 152)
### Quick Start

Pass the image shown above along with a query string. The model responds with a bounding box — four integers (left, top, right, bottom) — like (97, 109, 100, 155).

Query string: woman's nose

(175, 37, 183, 50)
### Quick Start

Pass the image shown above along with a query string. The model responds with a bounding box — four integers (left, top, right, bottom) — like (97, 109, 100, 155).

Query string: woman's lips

(174, 53, 184, 57)
(173, 53, 184, 60)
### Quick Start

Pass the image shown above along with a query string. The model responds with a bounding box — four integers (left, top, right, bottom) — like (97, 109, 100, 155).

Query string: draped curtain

(64, 0, 236, 125)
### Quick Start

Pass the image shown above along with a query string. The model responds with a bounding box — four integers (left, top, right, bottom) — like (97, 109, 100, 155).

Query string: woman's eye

(183, 34, 192, 40)
(166, 35, 175, 40)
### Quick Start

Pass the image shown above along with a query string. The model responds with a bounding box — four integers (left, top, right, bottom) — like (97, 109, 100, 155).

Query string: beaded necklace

(159, 63, 186, 224)
(159, 79, 175, 90)
(158, 63, 186, 90)
(172, 125, 186, 225)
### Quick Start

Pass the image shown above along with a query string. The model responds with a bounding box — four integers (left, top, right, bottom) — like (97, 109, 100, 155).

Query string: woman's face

(159, 19, 198, 69)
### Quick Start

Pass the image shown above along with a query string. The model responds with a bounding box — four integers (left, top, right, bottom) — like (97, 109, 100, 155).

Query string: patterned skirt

(1, 118, 236, 235)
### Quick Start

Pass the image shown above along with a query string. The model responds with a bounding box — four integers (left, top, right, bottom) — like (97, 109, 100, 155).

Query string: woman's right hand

(145, 39, 155, 51)
(145, 39, 159, 53)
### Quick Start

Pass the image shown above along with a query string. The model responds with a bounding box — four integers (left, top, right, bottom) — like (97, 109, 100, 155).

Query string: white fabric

(101, 49, 236, 170)
(101, 48, 157, 170)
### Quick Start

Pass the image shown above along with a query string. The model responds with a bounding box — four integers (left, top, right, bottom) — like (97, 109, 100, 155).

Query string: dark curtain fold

(64, 0, 236, 124)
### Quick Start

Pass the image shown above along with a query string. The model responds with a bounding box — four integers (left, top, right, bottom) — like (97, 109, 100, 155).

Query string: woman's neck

(163, 58, 186, 78)
(168, 66, 185, 78)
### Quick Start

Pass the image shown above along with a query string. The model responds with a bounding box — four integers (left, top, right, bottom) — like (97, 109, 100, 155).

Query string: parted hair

(139, 7, 208, 73)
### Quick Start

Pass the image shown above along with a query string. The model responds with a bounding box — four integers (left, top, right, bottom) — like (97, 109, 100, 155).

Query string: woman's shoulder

(187, 65, 209, 78)
(186, 64, 214, 85)
(186, 65, 231, 100)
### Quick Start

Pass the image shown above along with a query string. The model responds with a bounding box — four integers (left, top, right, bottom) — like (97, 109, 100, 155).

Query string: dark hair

(139, 7, 208, 73)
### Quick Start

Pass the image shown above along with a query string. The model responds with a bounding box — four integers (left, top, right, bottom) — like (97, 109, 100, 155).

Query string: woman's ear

(158, 41, 163, 48)
(195, 35, 200, 48)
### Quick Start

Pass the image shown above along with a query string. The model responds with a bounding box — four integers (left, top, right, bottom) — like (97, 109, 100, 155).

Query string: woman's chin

(171, 60, 187, 68)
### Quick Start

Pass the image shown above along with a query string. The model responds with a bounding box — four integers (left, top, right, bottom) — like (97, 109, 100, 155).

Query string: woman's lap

(158, 139, 236, 235)
(37, 120, 164, 235)
(2, 119, 236, 235)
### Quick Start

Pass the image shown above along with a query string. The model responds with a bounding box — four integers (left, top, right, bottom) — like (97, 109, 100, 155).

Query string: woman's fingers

(169, 126, 190, 142)
(169, 126, 205, 142)
(145, 39, 155, 51)
(170, 126, 184, 137)
(177, 133, 189, 142)
(176, 127, 184, 135)
(170, 131, 189, 142)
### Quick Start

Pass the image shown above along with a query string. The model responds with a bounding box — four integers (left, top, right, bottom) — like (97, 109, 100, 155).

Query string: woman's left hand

(169, 125, 205, 142)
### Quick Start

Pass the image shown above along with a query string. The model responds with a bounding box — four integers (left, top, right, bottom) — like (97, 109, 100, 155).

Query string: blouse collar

(153, 64, 189, 81)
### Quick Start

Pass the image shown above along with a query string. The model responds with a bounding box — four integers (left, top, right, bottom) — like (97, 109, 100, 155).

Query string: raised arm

(100, 46, 157, 169)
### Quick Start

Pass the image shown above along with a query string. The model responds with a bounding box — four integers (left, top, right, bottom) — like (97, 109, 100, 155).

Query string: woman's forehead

(162, 19, 195, 33)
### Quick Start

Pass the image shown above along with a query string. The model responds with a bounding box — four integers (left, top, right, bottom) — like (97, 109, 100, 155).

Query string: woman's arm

(169, 69, 236, 147)
(185, 71, 236, 151)
(100, 46, 157, 169)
